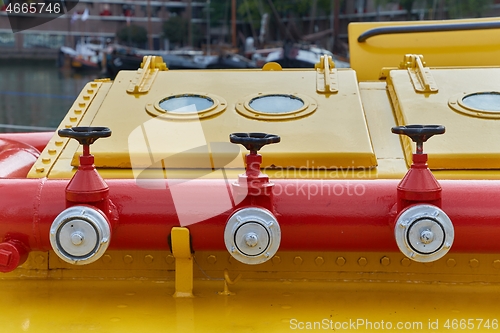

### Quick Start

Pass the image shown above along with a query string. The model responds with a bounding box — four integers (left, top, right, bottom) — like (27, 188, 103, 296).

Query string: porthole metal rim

(449, 91, 500, 119)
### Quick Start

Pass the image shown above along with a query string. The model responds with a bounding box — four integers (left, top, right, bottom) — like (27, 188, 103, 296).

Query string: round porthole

(146, 93, 227, 120)
(236, 93, 317, 121)
(449, 92, 500, 119)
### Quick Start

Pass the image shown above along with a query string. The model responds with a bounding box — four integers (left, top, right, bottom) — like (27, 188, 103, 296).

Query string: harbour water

(0, 60, 98, 133)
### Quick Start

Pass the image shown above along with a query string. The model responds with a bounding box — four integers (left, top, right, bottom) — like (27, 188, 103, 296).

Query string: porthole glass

(159, 95, 214, 113)
(235, 93, 316, 121)
(147, 93, 227, 120)
(249, 94, 304, 114)
(462, 92, 500, 112)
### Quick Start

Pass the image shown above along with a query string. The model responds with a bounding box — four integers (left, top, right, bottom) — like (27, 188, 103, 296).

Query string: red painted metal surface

(0, 138, 40, 178)
(0, 240, 29, 272)
(397, 153, 442, 211)
(65, 147, 110, 214)
(232, 150, 276, 213)
(1, 178, 500, 263)
(0, 132, 52, 153)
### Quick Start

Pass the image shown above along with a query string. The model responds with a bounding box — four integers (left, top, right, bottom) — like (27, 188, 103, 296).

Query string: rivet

(401, 258, 411, 267)
(165, 255, 175, 264)
(79, 102, 86, 107)
(65, 125, 72, 128)
(314, 256, 324, 266)
(87, 89, 94, 94)
(35, 167, 45, 173)
(69, 117, 77, 122)
(446, 258, 456, 267)
(336, 256, 346, 266)
(74, 109, 82, 114)
(35, 255, 45, 265)
(206, 255, 217, 264)
(469, 259, 479, 268)
(83, 96, 90, 100)
(42, 158, 51, 164)
(293, 256, 303, 265)
(100, 255, 111, 264)
(358, 257, 367, 266)
(144, 255, 154, 264)
(380, 256, 390, 266)
(48, 149, 57, 155)
(493, 260, 500, 269)
(123, 255, 133, 264)
(272, 256, 281, 264)
(90, 83, 98, 88)
(55, 141, 63, 146)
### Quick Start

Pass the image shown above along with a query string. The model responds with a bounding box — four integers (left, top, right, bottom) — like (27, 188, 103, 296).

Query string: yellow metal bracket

(171, 227, 194, 298)
(262, 62, 282, 71)
(399, 54, 438, 93)
(314, 55, 338, 94)
(127, 55, 167, 94)
(218, 269, 242, 296)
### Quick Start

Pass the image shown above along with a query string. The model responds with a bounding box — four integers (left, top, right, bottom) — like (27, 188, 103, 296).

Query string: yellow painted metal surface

(15, 18, 500, 333)
(55, 67, 376, 174)
(171, 227, 194, 298)
(388, 66, 500, 169)
(349, 17, 500, 81)
(2, 250, 500, 332)
(27, 80, 113, 179)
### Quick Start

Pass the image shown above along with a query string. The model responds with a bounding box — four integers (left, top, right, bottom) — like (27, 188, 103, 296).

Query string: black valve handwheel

(391, 125, 445, 143)
(229, 132, 281, 152)
(58, 127, 112, 146)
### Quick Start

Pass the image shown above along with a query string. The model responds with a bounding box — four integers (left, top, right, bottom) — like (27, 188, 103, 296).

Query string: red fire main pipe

(1, 179, 500, 254)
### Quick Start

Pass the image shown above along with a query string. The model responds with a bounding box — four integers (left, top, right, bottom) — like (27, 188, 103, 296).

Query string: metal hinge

(127, 55, 168, 94)
(399, 54, 438, 93)
(314, 55, 338, 94)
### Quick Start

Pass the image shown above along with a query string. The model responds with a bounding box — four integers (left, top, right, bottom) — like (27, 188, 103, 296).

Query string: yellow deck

(3, 251, 500, 332)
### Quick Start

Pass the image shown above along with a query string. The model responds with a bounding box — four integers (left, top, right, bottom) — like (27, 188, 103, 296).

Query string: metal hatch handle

(357, 21, 500, 43)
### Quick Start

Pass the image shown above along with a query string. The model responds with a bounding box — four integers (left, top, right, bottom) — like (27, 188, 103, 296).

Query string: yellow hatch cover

(349, 17, 500, 81)
(389, 66, 500, 169)
(64, 68, 376, 172)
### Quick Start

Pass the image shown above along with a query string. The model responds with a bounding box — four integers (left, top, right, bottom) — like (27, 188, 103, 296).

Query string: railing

(357, 21, 500, 42)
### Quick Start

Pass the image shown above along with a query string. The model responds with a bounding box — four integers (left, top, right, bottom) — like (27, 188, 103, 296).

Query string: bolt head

(244, 232, 259, 247)
(70, 232, 84, 246)
(420, 229, 434, 244)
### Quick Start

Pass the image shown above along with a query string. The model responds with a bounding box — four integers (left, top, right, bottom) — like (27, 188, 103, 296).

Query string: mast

(188, 0, 193, 47)
(147, 0, 153, 50)
(207, 0, 211, 55)
(232, 0, 236, 47)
